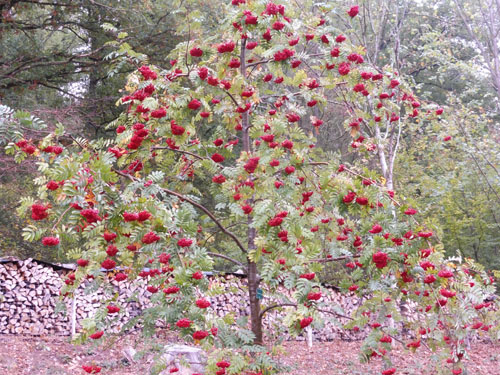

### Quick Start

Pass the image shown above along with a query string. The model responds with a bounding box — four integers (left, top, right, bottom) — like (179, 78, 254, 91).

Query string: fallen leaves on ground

(0, 334, 498, 375)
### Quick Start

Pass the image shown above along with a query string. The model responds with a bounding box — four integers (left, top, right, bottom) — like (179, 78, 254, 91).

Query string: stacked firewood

(0, 258, 155, 335)
(0, 258, 68, 335)
(0, 258, 416, 341)
(210, 274, 366, 341)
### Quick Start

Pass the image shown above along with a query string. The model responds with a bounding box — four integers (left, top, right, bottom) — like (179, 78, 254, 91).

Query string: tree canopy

(5, 1, 499, 374)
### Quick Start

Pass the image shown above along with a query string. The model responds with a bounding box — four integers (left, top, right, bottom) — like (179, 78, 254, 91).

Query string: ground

(0, 334, 498, 375)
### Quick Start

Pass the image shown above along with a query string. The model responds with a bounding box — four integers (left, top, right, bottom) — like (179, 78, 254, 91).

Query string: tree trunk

(85, 5, 103, 137)
(247, 257, 263, 344)
(240, 38, 263, 345)
(375, 123, 392, 188)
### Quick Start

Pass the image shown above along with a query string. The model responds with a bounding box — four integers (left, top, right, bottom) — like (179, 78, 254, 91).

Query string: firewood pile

(208, 274, 367, 341)
(0, 258, 68, 335)
(0, 257, 413, 341)
(0, 257, 155, 336)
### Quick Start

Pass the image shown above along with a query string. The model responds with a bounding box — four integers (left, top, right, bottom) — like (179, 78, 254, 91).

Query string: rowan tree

(7, 1, 498, 374)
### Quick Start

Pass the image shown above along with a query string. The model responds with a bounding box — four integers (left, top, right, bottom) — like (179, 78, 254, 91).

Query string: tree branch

(311, 255, 360, 263)
(259, 302, 353, 321)
(246, 58, 272, 68)
(224, 90, 240, 108)
(259, 303, 297, 318)
(151, 146, 205, 160)
(113, 169, 248, 254)
(207, 252, 244, 267)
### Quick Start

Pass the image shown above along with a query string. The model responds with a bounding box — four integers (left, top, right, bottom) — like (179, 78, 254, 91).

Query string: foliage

(5, 1, 500, 375)
(396, 97, 500, 270)
(0, 104, 47, 146)
(321, 0, 500, 272)
(0, 0, 188, 135)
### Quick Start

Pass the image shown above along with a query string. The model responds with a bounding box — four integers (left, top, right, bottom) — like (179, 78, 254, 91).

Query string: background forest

(0, 0, 498, 273)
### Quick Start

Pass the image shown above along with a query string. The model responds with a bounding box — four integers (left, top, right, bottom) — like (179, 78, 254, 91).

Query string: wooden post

(71, 293, 76, 337)
(306, 326, 313, 348)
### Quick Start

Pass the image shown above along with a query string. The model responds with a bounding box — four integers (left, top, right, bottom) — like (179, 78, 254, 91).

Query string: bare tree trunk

(487, 5, 500, 110)
(454, 0, 500, 111)
(375, 123, 393, 190)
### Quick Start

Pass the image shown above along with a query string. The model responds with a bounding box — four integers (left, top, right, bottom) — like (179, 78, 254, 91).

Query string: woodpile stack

(0, 258, 68, 335)
(0, 257, 415, 341)
(0, 257, 155, 336)
(210, 274, 366, 342)
(70, 277, 153, 334)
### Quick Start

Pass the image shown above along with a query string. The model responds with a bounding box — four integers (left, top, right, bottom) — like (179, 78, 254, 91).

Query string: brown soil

(0, 334, 498, 375)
